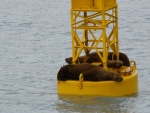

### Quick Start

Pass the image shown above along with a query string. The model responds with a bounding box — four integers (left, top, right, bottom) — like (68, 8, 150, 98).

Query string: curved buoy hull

(57, 69, 138, 97)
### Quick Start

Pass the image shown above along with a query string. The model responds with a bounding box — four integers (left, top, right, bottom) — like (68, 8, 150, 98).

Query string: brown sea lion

(57, 63, 123, 82)
(65, 52, 129, 68)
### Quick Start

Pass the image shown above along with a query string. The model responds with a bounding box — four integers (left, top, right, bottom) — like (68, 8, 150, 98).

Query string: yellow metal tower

(71, 0, 119, 69)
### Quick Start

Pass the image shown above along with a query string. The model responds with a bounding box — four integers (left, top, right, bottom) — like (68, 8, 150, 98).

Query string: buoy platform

(57, 61, 138, 97)
(57, 0, 138, 97)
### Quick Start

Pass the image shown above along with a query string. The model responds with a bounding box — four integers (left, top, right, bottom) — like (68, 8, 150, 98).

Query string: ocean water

(0, 0, 150, 113)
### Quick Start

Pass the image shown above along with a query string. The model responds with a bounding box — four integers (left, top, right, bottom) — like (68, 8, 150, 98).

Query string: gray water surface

(0, 0, 150, 113)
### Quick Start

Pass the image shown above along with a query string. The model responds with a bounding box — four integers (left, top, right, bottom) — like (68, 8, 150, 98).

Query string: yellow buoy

(57, 0, 138, 97)
(57, 61, 138, 97)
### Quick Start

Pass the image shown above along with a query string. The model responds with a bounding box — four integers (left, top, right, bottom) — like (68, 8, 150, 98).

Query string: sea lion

(57, 63, 123, 82)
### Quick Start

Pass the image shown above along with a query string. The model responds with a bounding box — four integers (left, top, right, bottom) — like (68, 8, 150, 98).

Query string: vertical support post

(71, 10, 75, 64)
(84, 12, 89, 62)
(101, 0, 107, 69)
(115, 5, 119, 60)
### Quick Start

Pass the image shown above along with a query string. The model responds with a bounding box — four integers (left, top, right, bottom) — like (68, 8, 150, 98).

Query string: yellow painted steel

(71, 0, 116, 11)
(57, 64, 138, 97)
(70, 0, 119, 68)
(57, 0, 138, 96)
(57, 74, 138, 96)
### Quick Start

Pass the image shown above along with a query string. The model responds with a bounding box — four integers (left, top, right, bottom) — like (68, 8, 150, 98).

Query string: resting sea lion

(65, 52, 129, 68)
(57, 63, 123, 82)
